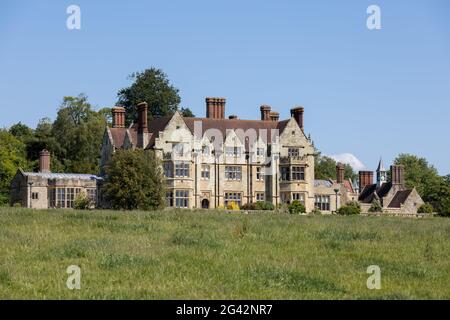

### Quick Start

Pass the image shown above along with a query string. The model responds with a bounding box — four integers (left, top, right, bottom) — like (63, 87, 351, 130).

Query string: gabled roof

(388, 190, 413, 208)
(314, 179, 334, 188)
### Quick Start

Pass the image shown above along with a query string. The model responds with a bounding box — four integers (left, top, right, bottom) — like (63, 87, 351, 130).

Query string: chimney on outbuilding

(112, 106, 126, 128)
(391, 165, 405, 187)
(358, 171, 374, 192)
(39, 149, 51, 173)
(137, 102, 148, 148)
(206, 97, 226, 119)
(291, 107, 304, 130)
(260, 105, 271, 121)
(336, 163, 345, 184)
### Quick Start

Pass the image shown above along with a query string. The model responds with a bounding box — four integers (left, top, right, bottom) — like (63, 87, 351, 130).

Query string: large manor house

(10, 97, 424, 214)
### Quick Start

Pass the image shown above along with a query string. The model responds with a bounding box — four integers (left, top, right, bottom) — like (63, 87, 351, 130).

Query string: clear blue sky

(1, 0, 449, 174)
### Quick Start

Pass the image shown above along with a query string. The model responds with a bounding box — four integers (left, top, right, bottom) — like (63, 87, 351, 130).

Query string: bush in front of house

(227, 201, 240, 211)
(368, 199, 382, 213)
(337, 201, 361, 215)
(288, 201, 306, 215)
(242, 201, 275, 211)
(74, 193, 92, 210)
(417, 203, 434, 214)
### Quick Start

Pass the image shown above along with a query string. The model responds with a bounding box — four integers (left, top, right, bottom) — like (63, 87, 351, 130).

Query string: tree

(394, 154, 450, 213)
(0, 130, 28, 205)
(103, 149, 165, 210)
(9, 122, 33, 142)
(368, 199, 382, 213)
(25, 118, 64, 172)
(180, 107, 195, 118)
(314, 149, 357, 181)
(51, 94, 106, 173)
(117, 68, 181, 123)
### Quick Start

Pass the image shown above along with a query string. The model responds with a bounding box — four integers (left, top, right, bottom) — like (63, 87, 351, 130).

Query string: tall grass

(0, 207, 449, 299)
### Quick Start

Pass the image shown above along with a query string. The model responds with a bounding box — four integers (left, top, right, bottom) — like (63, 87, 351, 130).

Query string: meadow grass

(0, 207, 449, 299)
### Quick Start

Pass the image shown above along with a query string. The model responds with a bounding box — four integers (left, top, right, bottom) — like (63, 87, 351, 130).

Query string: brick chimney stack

(269, 111, 279, 122)
(260, 105, 271, 121)
(391, 165, 405, 187)
(291, 107, 304, 130)
(359, 171, 373, 192)
(336, 163, 345, 184)
(39, 149, 51, 173)
(206, 97, 226, 119)
(137, 102, 148, 148)
(112, 106, 126, 128)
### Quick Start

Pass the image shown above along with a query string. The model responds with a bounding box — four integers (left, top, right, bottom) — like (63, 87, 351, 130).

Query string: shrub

(288, 201, 306, 215)
(227, 201, 240, 211)
(74, 193, 92, 210)
(311, 208, 322, 215)
(242, 201, 275, 211)
(337, 202, 361, 215)
(368, 199, 382, 213)
(418, 203, 434, 214)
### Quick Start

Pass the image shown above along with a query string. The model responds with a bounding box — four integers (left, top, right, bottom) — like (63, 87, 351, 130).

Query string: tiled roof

(358, 183, 377, 203)
(388, 190, 413, 208)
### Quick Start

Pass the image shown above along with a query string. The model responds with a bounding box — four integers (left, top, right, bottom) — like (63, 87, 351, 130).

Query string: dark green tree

(9, 122, 33, 142)
(117, 68, 181, 123)
(51, 94, 106, 173)
(103, 149, 165, 210)
(180, 107, 195, 118)
(0, 130, 28, 205)
(25, 118, 64, 172)
(394, 153, 450, 213)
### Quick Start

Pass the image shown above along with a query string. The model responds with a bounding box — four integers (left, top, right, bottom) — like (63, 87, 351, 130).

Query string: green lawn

(0, 207, 449, 299)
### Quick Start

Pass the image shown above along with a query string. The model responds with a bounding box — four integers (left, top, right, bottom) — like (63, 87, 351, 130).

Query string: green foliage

(51, 94, 106, 173)
(8, 122, 33, 142)
(314, 150, 357, 181)
(242, 201, 275, 211)
(73, 193, 92, 210)
(310, 208, 322, 215)
(180, 107, 195, 118)
(288, 201, 306, 215)
(417, 203, 434, 214)
(337, 202, 361, 215)
(394, 154, 450, 213)
(103, 149, 165, 210)
(0, 130, 28, 205)
(117, 68, 181, 123)
(368, 199, 382, 213)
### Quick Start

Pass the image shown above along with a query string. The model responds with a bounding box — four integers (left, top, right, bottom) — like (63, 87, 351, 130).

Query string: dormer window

(202, 145, 210, 156)
(256, 148, 265, 156)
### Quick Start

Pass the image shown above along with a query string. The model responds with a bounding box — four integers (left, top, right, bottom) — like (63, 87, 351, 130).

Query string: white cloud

(329, 153, 365, 171)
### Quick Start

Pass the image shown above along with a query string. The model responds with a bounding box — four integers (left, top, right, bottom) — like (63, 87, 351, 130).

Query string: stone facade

(9, 151, 101, 209)
(100, 98, 359, 213)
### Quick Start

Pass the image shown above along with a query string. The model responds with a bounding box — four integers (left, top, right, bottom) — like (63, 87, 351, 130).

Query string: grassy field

(0, 207, 449, 300)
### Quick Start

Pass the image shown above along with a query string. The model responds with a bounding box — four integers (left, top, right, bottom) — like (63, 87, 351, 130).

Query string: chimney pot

(39, 149, 51, 173)
(290, 106, 304, 130)
(260, 105, 271, 121)
(112, 106, 126, 128)
(336, 163, 345, 184)
(269, 111, 279, 122)
(206, 97, 226, 119)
